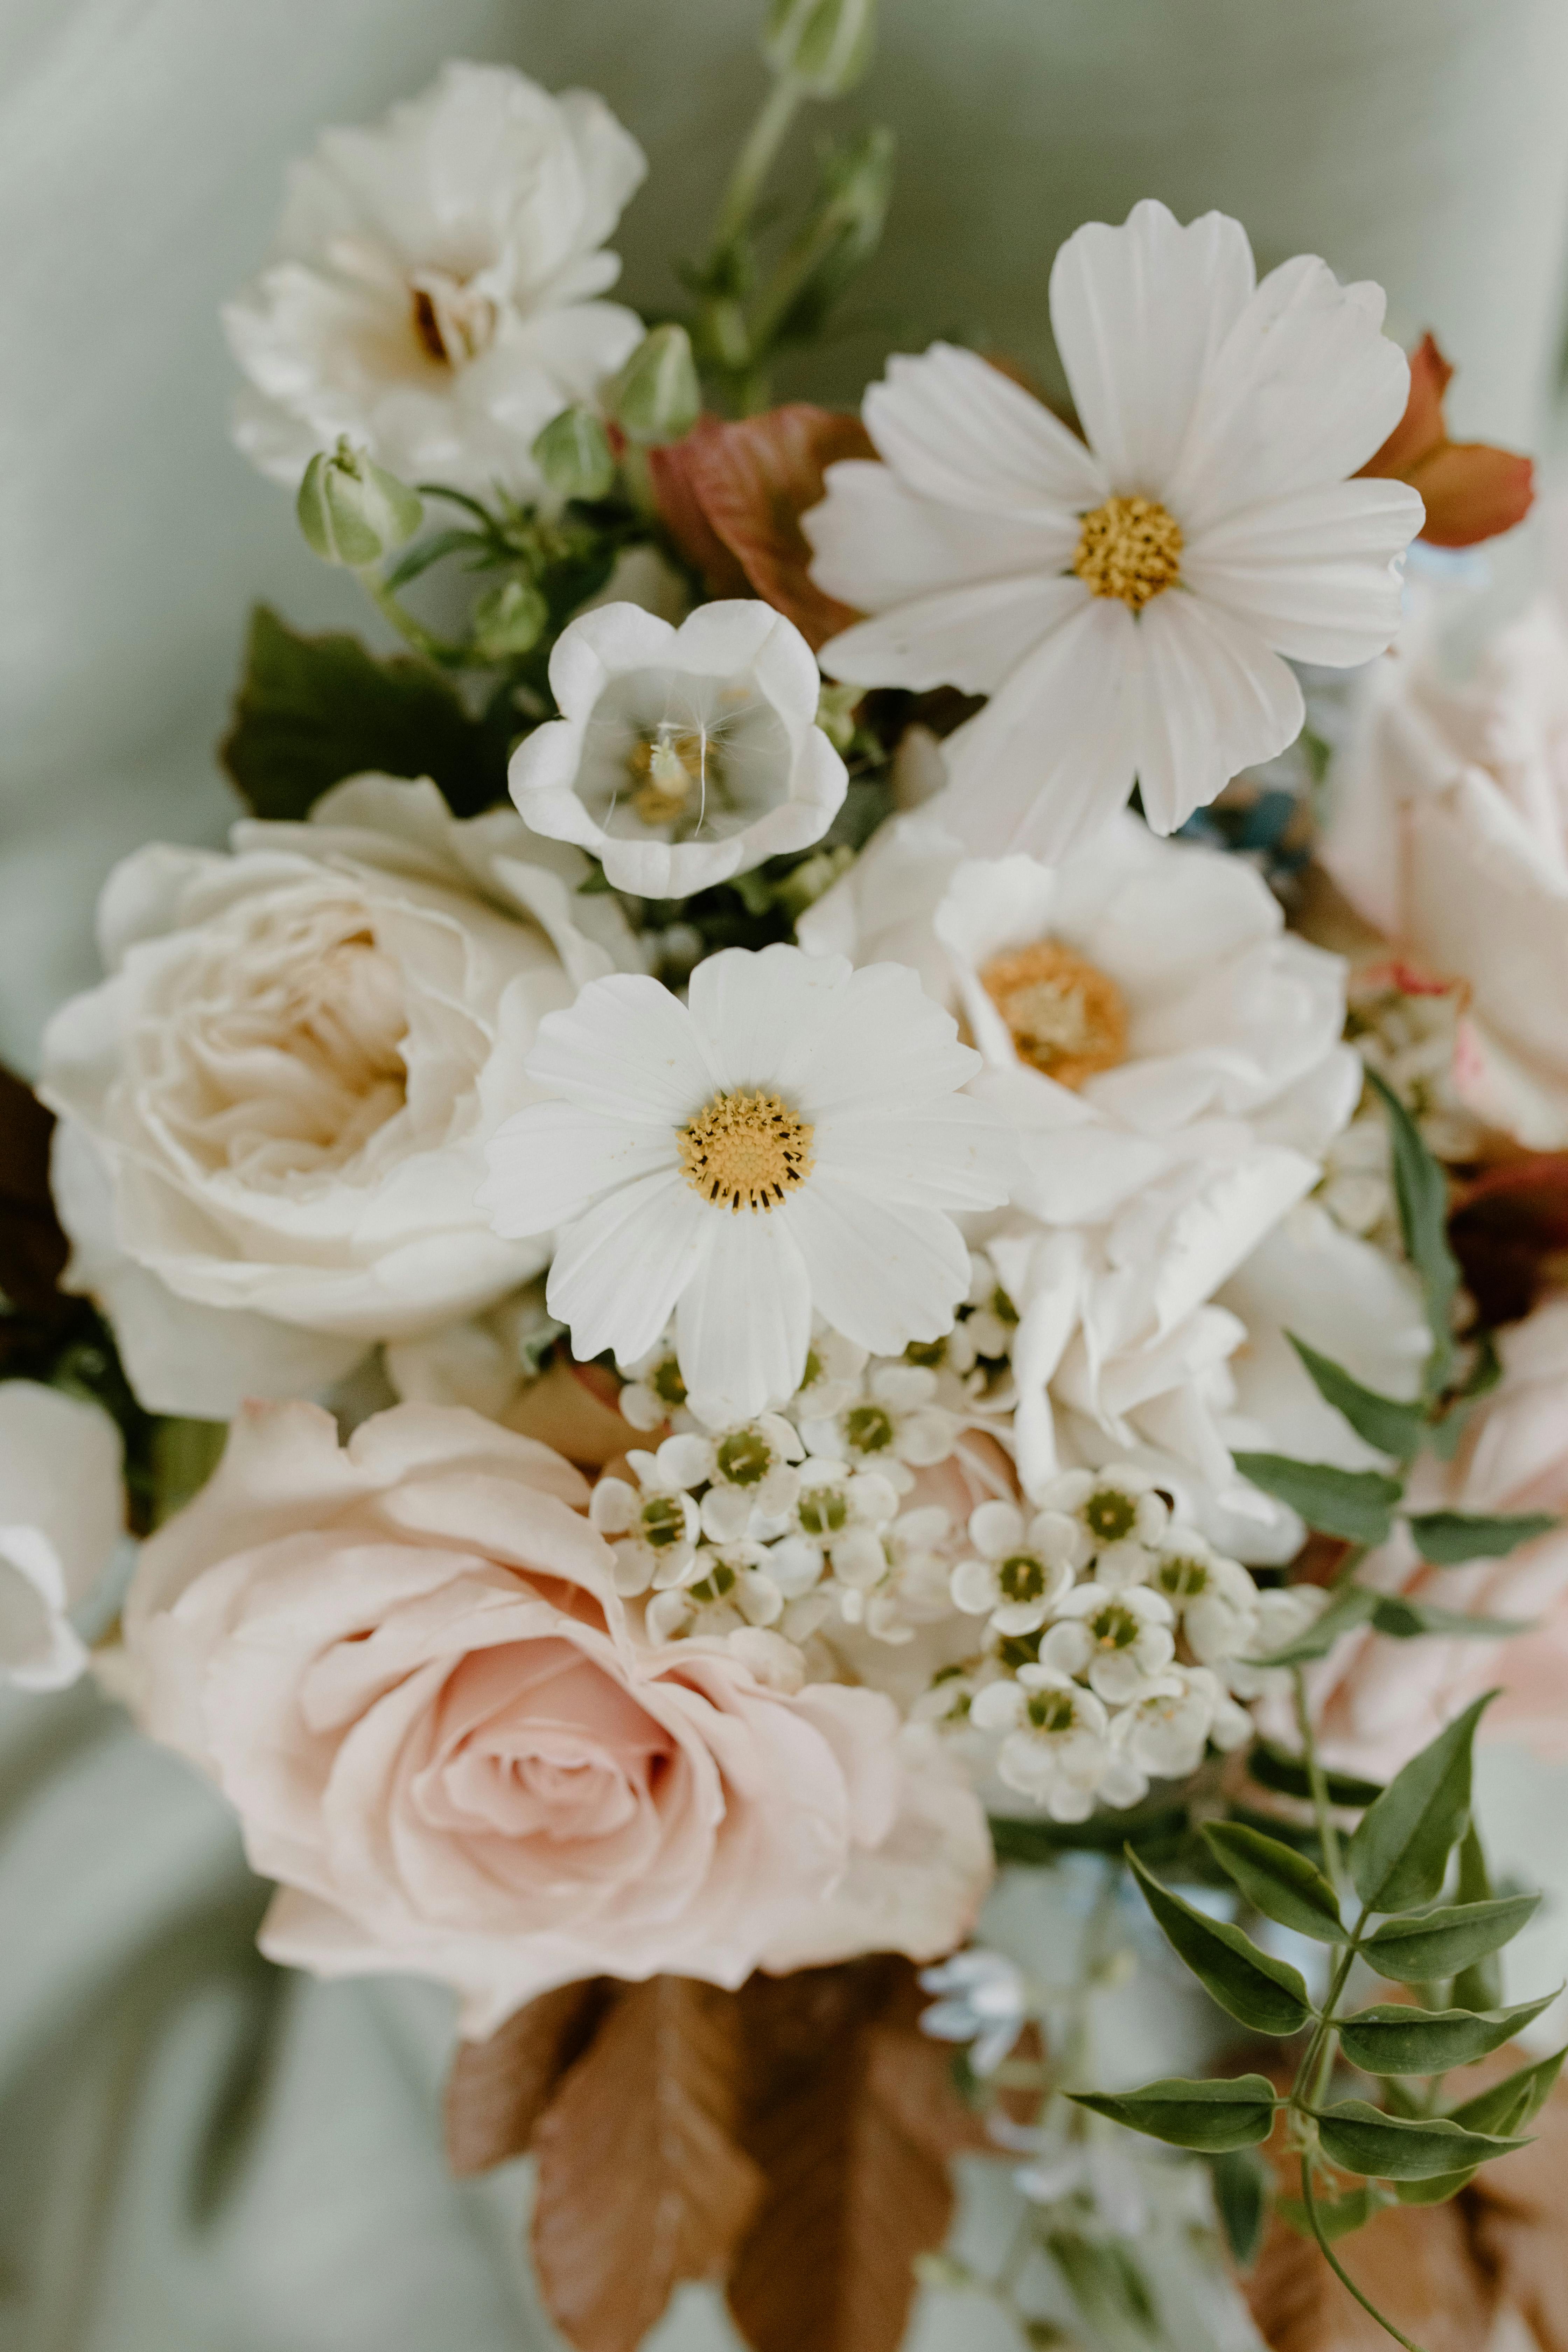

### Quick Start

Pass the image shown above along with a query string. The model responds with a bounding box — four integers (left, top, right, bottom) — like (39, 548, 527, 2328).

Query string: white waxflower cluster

(915, 1466, 1325, 1823)
(1320, 978, 1486, 1243)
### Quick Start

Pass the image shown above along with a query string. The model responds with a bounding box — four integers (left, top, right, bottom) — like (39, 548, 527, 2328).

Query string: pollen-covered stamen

(1156, 1554, 1211, 1601)
(1073, 494, 1183, 610)
(628, 724, 719, 825)
(1089, 1602, 1140, 1651)
(678, 1090, 814, 1213)
(980, 940, 1128, 1087)
(409, 271, 498, 367)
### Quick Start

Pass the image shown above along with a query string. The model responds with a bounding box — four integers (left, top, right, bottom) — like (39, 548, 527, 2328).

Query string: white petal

(481, 1099, 678, 1234)
(784, 1178, 969, 1354)
(545, 1170, 709, 1363)
(1182, 479, 1423, 665)
(862, 343, 1105, 520)
(806, 459, 1072, 615)
(1049, 202, 1256, 492)
(970, 1499, 1026, 1559)
(677, 1210, 812, 1421)
(686, 943, 849, 1098)
(820, 574, 1086, 697)
(526, 973, 717, 1122)
(1130, 591, 1305, 835)
(793, 961, 979, 1115)
(814, 1099, 1016, 1213)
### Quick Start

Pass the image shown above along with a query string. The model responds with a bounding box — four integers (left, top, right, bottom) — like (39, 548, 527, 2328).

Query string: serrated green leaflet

(1069, 2073, 1279, 2153)
(1367, 1071, 1460, 1394)
(1275, 2186, 1377, 2242)
(1246, 1740, 1383, 1809)
(1370, 1595, 1534, 1641)
(1127, 1852, 1312, 2035)
(1447, 2044, 1568, 2139)
(1230, 1452, 1404, 1546)
(1311, 2098, 1529, 2180)
(1287, 1336, 1428, 1461)
(1202, 1822, 1349, 1942)
(1363, 1894, 1540, 1981)
(1347, 1691, 1494, 1914)
(1208, 2147, 1270, 2267)
(1337, 1992, 1558, 2075)
(1405, 1510, 1558, 1566)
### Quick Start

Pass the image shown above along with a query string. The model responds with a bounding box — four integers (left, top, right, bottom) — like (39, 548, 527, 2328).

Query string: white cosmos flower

(479, 945, 1017, 1421)
(805, 199, 1423, 859)
(0, 1384, 125, 1691)
(224, 63, 646, 496)
(509, 602, 848, 897)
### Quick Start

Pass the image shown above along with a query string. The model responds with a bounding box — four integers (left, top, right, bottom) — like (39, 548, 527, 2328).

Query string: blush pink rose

(1302, 1293, 1568, 1780)
(124, 1400, 990, 2036)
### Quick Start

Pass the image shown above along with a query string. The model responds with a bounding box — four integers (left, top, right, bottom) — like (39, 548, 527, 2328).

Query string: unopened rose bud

(296, 438, 422, 566)
(471, 577, 549, 661)
(608, 325, 701, 448)
(532, 406, 617, 502)
(763, 0, 876, 97)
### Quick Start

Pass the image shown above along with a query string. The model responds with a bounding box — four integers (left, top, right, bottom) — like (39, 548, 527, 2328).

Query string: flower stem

(1294, 1664, 1344, 1893)
(358, 568, 469, 666)
(711, 72, 806, 254)
(1301, 2157, 1428, 2352)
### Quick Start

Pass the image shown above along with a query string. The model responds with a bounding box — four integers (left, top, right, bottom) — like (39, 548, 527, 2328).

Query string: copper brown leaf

(726, 1957, 959, 2352)
(1359, 331, 1534, 548)
(1246, 2189, 1502, 2352)
(444, 1978, 611, 2177)
(1466, 2064, 1568, 2352)
(531, 1975, 763, 2352)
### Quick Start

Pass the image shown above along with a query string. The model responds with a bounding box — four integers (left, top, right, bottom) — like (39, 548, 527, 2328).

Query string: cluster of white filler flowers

(592, 1248, 1325, 1820)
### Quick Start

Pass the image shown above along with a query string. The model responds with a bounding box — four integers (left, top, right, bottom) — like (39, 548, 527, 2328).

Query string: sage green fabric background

(6, 5, 1568, 2346)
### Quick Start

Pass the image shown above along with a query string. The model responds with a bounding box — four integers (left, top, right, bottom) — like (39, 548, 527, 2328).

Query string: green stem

(1294, 1664, 1345, 1893)
(359, 569, 469, 666)
(1329, 1541, 1370, 1591)
(710, 72, 806, 254)
(1301, 2158, 1428, 2352)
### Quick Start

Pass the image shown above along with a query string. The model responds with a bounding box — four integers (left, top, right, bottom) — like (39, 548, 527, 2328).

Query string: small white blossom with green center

(919, 1949, 1028, 2078)
(1108, 1664, 1244, 1799)
(948, 1498, 1084, 1637)
(971, 1669, 1120, 1820)
(799, 1362, 960, 1493)
(644, 1541, 785, 1644)
(1037, 1582, 1176, 1704)
(789, 1326, 868, 1421)
(1149, 1530, 1262, 1665)
(1037, 1464, 1169, 1559)
(617, 1334, 693, 1433)
(691, 1413, 805, 1542)
(816, 1504, 955, 1645)
(1223, 1584, 1329, 1699)
(764, 1457, 901, 1596)
(588, 1443, 702, 1594)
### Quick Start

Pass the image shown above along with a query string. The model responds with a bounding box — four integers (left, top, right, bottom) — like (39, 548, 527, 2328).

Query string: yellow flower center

(678, 1090, 815, 1213)
(627, 727, 719, 825)
(979, 941, 1128, 1087)
(1073, 495, 1183, 611)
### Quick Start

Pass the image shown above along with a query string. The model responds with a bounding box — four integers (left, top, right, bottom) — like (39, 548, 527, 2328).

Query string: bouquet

(7, 6, 1568, 2347)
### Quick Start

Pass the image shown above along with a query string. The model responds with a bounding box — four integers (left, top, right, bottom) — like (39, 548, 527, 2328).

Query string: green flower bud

(471, 577, 549, 662)
(608, 324, 701, 448)
(763, 0, 876, 97)
(532, 406, 617, 502)
(296, 438, 422, 566)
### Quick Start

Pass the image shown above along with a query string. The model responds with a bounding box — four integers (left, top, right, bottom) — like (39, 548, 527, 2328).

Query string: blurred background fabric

(6, 5, 1568, 2346)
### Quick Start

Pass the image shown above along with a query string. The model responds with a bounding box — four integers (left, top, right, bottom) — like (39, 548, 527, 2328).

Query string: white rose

(224, 62, 646, 497)
(0, 1381, 124, 1689)
(1324, 590, 1568, 1148)
(40, 777, 637, 1416)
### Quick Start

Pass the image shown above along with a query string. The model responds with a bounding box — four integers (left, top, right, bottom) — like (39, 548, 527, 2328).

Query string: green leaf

(1370, 1595, 1535, 1640)
(1287, 1336, 1429, 1461)
(380, 524, 493, 589)
(1069, 2073, 1279, 2154)
(1366, 1071, 1460, 1393)
(1246, 1740, 1383, 1810)
(1249, 1581, 1379, 1668)
(1337, 1992, 1558, 2076)
(1447, 2044, 1568, 2139)
(1451, 1821, 1502, 2010)
(220, 606, 506, 822)
(1275, 2186, 1378, 2242)
(1393, 2169, 1478, 2205)
(1230, 1452, 1403, 1545)
(1202, 1822, 1349, 1943)
(1363, 1895, 1540, 1982)
(1045, 2232, 1160, 2341)
(1311, 2098, 1529, 2180)
(1347, 1691, 1495, 1914)
(1127, 1852, 1313, 2036)
(1427, 1333, 1502, 1461)
(1405, 1510, 1558, 1567)
(1207, 2147, 1271, 2268)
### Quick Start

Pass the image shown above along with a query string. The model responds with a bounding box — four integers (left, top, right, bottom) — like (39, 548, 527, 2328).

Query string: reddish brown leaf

(444, 1979, 611, 2177)
(1360, 330, 1534, 546)
(1247, 2192, 1501, 2352)
(1467, 2066, 1568, 2352)
(650, 406, 875, 648)
(1450, 1153, 1568, 1325)
(726, 1958, 959, 2352)
(0, 1065, 68, 1315)
(532, 1975, 763, 2352)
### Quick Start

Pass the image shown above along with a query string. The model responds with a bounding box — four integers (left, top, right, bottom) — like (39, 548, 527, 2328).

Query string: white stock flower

(0, 1384, 124, 1690)
(509, 602, 848, 896)
(1038, 1582, 1176, 1704)
(806, 199, 1422, 858)
(797, 1361, 961, 1491)
(480, 945, 1016, 1422)
(40, 780, 633, 1418)
(949, 1497, 1082, 1636)
(224, 63, 646, 496)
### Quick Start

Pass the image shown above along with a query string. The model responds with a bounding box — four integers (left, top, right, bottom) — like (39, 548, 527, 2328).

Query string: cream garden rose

(40, 777, 636, 1417)
(123, 1401, 992, 2035)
